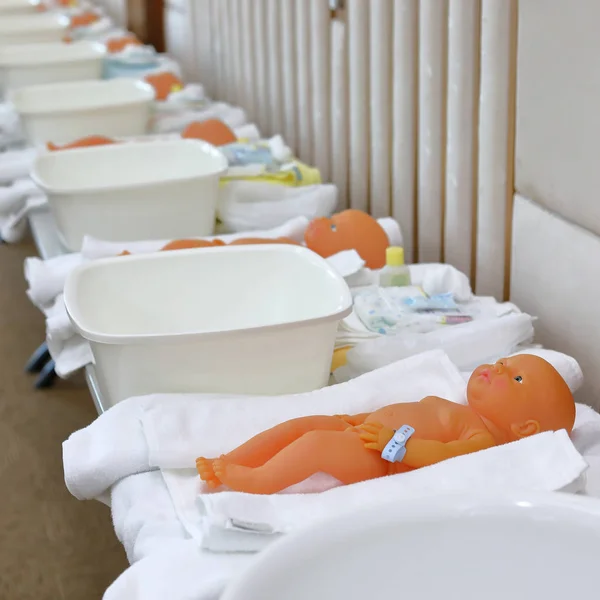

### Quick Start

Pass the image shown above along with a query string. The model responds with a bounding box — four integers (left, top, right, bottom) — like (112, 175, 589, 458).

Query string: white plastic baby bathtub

(31, 138, 228, 250)
(0, 42, 106, 96)
(63, 245, 353, 406)
(0, 14, 68, 44)
(9, 78, 155, 145)
(223, 492, 600, 600)
(0, 0, 39, 15)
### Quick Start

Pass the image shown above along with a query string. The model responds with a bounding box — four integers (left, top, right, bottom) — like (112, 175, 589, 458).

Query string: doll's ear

(511, 420, 541, 438)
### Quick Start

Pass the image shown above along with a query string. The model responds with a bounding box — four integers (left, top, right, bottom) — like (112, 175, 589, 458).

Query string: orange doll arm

(401, 434, 495, 468)
(359, 423, 495, 468)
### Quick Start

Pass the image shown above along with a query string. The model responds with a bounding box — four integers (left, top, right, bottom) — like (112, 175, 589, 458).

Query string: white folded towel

(80, 216, 310, 260)
(216, 182, 338, 233)
(233, 123, 260, 141)
(24, 253, 83, 310)
(0, 178, 39, 215)
(0, 148, 36, 184)
(334, 312, 535, 383)
(103, 539, 251, 600)
(194, 429, 587, 553)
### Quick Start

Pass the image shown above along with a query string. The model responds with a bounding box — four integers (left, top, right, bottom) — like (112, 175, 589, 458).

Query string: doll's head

(144, 72, 184, 101)
(47, 135, 117, 152)
(106, 35, 142, 54)
(70, 11, 100, 28)
(181, 120, 237, 146)
(304, 209, 390, 269)
(467, 354, 576, 441)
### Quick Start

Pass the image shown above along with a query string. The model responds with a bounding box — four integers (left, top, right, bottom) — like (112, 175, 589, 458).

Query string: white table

(28, 207, 107, 414)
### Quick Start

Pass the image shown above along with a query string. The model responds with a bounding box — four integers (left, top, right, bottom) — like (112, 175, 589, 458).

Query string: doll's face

(467, 354, 575, 440)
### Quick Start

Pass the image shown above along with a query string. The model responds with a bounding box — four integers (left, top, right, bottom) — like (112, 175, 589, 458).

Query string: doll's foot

(212, 457, 257, 493)
(196, 457, 222, 489)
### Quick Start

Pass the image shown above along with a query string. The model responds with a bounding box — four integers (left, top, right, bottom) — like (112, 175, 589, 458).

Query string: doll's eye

(514, 375, 523, 383)
(330, 224, 337, 232)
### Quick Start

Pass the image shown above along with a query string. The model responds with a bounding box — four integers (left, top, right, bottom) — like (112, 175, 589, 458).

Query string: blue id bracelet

(381, 425, 415, 463)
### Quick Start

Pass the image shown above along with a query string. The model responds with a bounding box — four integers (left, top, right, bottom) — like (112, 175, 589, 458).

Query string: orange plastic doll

(304, 209, 391, 269)
(45, 119, 236, 151)
(197, 355, 576, 494)
(181, 120, 237, 146)
(144, 72, 184, 101)
(69, 11, 100, 28)
(119, 237, 300, 255)
(47, 135, 118, 152)
(105, 35, 142, 54)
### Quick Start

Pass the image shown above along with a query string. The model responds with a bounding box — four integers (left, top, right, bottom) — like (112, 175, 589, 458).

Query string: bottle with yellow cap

(379, 246, 411, 287)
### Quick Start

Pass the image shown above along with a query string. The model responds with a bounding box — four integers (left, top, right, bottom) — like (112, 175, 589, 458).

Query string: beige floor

(0, 240, 127, 599)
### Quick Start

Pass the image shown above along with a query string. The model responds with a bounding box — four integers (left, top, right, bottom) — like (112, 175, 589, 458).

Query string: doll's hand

(358, 422, 395, 452)
(336, 414, 362, 427)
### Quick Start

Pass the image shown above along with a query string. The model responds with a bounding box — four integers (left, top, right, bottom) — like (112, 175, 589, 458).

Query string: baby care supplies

(379, 246, 411, 287)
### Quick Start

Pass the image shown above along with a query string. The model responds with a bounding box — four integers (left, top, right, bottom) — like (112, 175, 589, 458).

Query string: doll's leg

(196, 415, 350, 487)
(213, 429, 388, 494)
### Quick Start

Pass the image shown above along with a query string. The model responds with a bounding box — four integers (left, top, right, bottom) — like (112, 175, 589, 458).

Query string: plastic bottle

(379, 246, 411, 287)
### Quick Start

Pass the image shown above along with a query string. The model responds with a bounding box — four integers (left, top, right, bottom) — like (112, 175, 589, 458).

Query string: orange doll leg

(196, 415, 350, 488)
(213, 429, 389, 494)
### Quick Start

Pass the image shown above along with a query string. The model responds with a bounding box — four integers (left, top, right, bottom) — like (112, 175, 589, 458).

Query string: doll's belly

(365, 404, 448, 440)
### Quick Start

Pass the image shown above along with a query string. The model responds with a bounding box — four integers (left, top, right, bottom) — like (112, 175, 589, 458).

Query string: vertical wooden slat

(208, 0, 223, 100)
(252, 0, 269, 134)
(417, 0, 448, 263)
(330, 17, 349, 209)
(309, 0, 331, 181)
(219, 0, 234, 103)
(295, 0, 313, 164)
(476, 0, 516, 297)
(191, 0, 212, 91)
(280, 0, 298, 152)
(240, 0, 257, 121)
(347, 0, 370, 212)
(266, 0, 284, 137)
(369, 0, 394, 219)
(445, 0, 480, 278)
(391, 0, 418, 263)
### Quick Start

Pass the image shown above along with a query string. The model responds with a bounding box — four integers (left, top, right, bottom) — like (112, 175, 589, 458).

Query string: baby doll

(197, 355, 575, 494)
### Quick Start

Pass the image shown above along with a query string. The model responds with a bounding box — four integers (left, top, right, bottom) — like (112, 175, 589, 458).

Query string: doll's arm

(402, 434, 495, 468)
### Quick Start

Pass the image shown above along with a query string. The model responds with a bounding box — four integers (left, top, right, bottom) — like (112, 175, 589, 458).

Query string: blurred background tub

(0, 14, 69, 45)
(63, 245, 352, 406)
(0, 41, 106, 97)
(0, 0, 39, 16)
(31, 138, 228, 250)
(8, 77, 154, 145)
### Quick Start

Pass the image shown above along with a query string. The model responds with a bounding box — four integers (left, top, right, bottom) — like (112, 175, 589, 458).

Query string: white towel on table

(80, 216, 310, 260)
(24, 253, 83, 310)
(44, 295, 93, 377)
(216, 182, 338, 233)
(192, 430, 586, 553)
(334, 312, 535, 383)
(103, 539, 251, 600)
(0, 148, 36, 184)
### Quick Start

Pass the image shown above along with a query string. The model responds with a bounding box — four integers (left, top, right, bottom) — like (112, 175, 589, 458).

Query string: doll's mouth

(478, 370, 492, 383)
